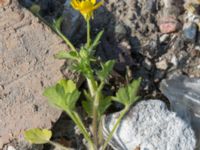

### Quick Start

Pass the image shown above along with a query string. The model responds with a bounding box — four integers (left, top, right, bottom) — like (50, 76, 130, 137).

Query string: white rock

(103, 100, 196, 150)
(7, 146, 16, 150)
(171, 55, 178, 67)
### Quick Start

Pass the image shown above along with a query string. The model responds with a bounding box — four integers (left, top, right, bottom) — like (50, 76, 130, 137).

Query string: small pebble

(115, 23, 127, 40)
(171, 55, 178, 67)
(143, 58, 152, 70)
(159, 34, 170, 43)
(156, 59, 168, 70)
(158, 17, 180, 33)
(7, 146, 16, 150)
(154, 70, 165, 82)
(183, 22, 197, 42)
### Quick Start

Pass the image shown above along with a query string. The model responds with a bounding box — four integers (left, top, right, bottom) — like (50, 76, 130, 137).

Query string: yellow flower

(71, 0, 103, 21)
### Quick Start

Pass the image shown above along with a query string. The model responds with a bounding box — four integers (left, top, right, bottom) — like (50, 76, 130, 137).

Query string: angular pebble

(183, 22, 197, 42)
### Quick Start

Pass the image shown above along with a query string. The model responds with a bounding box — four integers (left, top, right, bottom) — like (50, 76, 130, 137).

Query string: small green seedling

(24, 0, 141, 150)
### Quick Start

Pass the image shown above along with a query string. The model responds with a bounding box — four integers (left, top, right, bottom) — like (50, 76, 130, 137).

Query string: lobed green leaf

(98, 96, 111, 115)
(82, 96, 111, 117)
(53, 16, 64, 31)
(88, 30, 104, 54)
(97, 60, 115, 81)
(24, 128, 52, 144)
(82, 100, 93, 117)
(43, 79, 80, 111)
(113, 78, 141, 107)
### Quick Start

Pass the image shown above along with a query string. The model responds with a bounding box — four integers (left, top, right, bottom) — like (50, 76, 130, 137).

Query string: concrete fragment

(103, 100, 196, 150)
(0, 0, 76, 146)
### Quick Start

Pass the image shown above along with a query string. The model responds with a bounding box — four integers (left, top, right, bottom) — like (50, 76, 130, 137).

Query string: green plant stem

(66, 111, 95, 149)
(49, 141, 73, 150)
(102, 106, 129, 150)
(86, 76, 98, 149)
(97, 119, 104, 145)
(92, 89, 100, 148)
(32, 13, 76, 52)
(55, 29, 76, 51)
(87, 78, 97, 97)
(86, 19, 91, 48)
(91, 82, 104, 148)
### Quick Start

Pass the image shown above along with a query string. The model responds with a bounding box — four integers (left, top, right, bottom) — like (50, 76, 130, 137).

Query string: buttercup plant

(24, 0, 141, 149)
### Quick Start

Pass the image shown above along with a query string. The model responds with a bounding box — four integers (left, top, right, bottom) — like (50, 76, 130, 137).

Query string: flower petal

(91, 0, 96, 5)
(92, 1, 103, 10)
(71, 0, 80, 10)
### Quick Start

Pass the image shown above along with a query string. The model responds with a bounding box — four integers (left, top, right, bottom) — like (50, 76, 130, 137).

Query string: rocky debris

(103, 100, 196, 150)
(0, 0, 77, 148)
(22, 0, 200, 96)
(19, 0, 200, 93)
(160, 74, 200, 149)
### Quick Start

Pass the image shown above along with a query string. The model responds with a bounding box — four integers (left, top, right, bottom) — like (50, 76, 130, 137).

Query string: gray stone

(114, 23, 127, 41)
(103, 100, 196, 150)
(143, 0, 156, 12)
(154, 70, 165, 82)
(160, 74, 200, 149)
(143, 58, 152, 70)
(183, 22, 197, 42)
(0, 0, 76, 147)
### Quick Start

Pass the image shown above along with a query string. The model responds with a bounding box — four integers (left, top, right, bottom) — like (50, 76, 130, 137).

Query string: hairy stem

(55, 29, 76, 51)
(87, 78, 97, 97)
(86, 19, 91, 48)
(31, 12, 76, 52)
(102, 106, 129, 150)
(49, 141, 73, 150)
(91, 82, 104, 148)
(86, 76, 98, 149)
(92, 90, 100, 148)
(67, 111, 94, 149)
